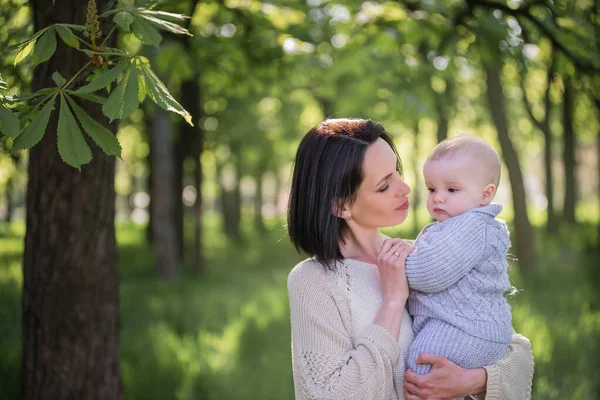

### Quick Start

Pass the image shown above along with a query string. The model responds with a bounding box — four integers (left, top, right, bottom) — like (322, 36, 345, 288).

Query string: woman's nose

(396, 179, 410, 196)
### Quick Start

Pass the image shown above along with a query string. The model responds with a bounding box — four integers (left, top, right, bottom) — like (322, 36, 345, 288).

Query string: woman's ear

(331, 199, 349, 220)
(481, 183, 497, 206)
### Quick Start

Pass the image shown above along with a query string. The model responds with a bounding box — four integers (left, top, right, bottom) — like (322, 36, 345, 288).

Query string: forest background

(0, 0, 599, 399)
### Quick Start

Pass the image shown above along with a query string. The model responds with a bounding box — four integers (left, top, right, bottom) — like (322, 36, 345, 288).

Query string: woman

(287, 118, 534, 400)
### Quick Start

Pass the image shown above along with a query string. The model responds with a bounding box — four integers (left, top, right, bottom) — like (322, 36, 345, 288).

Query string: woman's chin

(382, 212, 408, 227)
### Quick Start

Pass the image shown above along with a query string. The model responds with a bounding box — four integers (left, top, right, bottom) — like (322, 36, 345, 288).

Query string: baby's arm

(406, 214, 486, 293)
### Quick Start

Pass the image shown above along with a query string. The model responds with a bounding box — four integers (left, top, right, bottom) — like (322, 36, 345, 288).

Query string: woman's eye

(378, 185, 389, 193)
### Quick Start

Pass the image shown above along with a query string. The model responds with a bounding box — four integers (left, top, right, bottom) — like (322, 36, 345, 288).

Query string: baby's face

(423, 157, 488, 222)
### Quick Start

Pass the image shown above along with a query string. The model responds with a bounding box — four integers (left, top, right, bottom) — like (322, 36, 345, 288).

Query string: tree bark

(178, 76, 204, 274)
(193, 132, 204, 274)
(4, 176, 13, 223)
(253, 161, 267, 235)
(412, 121, 421, 234)
(21, 1, 122, 399)
(173, 136, 185, 260)
(435, 80, 452, 143)
(143, 106, 153, 244)
(540, 55, 557, 232)
(562, 77, 577, 224)
(219, 146, 242, 242)
(484, 63, 535, 267)
(151, 107, 178, 279)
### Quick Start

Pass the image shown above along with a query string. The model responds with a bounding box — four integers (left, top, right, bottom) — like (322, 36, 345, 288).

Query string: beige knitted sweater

(288, 258, 534, 400)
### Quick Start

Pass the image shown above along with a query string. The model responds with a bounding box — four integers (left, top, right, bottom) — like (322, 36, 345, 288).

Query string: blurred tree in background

(0, 0, 599, 399)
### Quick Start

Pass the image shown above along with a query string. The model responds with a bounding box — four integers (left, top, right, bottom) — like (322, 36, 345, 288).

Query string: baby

(405, 135, 513, 375)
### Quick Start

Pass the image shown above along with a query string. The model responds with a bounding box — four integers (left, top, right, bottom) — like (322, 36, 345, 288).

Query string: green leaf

(114, 11, 134, 32)
(14, 40, 36, 65)
(0, 105, 20, 138)
(61, 24, 86, 31)
(66, 95, 121, 157)
(69, 91, 106, 104)
(55, 24, 79, 49)
(131, 15, 162, 47)
(52, 72, 66, 87)
(136, 9, 190, 22)
(102, 62, 139, 121)
(138, 60, 193, 126)
(119, 0, 134, 8)
(139, 14, 192, 36)
(137, 70, 147, 103)
(32, 28, 57, 65)
(6, 88, 56, 103)
(57, 94, 92, 169)
(0, 75, 8, 91)
(12, 94, 57, 151)
(75, 60, 130, 94)
(80, 48, 126, 57)
(10, 26, 50, 51)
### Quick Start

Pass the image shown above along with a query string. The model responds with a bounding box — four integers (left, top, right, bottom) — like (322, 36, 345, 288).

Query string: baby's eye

(427, 188, 435, 193)
(448, 188, 458, 193)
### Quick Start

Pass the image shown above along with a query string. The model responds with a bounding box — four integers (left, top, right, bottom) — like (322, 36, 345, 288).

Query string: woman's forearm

(373, 296, 407, 340)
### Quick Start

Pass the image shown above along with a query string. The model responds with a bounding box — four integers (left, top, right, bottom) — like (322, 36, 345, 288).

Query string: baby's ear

(481, 184, 496, 206)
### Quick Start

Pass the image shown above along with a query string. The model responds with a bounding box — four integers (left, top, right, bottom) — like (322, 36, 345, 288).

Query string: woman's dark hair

(287, 118, 402, 269)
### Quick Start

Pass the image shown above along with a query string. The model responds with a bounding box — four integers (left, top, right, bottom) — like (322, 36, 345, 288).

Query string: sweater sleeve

(405, 214, 486, 293)
(288, 263, 401, 400)
(482, 333, 534, 400)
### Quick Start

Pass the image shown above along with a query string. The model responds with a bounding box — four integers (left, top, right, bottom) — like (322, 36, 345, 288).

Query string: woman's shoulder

(288, 258, 327, 286)
(287, 258, 342, 309)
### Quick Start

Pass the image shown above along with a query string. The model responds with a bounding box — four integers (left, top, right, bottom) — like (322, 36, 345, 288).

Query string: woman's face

(347, 138, 411, 229)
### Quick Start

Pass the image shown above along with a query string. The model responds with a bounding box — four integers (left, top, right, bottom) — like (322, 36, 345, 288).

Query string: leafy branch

(0, 0, 193, 169)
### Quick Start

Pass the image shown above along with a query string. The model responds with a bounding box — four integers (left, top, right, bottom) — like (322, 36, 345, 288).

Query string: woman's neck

(339, 226, 386, 265)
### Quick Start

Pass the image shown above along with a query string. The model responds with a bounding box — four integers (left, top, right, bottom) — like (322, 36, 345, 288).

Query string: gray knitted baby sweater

(406, 204, 513, 345)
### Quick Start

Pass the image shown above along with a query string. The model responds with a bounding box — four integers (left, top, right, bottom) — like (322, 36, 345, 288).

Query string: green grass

(0, 217, 599, 399)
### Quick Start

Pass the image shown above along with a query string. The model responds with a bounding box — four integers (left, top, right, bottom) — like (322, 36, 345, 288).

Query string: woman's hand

(376, 238, 413, 302)
(372, 239, 413, 339)
(404, 353, 487, 400)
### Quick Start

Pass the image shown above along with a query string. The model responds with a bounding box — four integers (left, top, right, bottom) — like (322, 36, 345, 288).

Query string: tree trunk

(178, 76, 204, 275)
(21, 1, 122, 399)
(193, 135, 204, 275)
(483, 64, 535, 267)
(173, 137, 185, 260)
(542, 56, 557, 233)
(595, 98, 600, 249)
(412, 121, 421, 234)
(151, 107, 178, 279)
(542, 121, 556, 232)
(254, 163, 266, 235)
(143, 106, 153, 244)
(126, 173, 136, 219)
(219, 149, 242, 242)
(435, 80, 452, 143)
(562, 77, 577, 224)
(4, 176, 13, 223)
(232, 142, 243, 240)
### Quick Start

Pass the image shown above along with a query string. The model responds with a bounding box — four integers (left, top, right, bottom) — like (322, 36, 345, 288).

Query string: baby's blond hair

(427, 135, 501, 187)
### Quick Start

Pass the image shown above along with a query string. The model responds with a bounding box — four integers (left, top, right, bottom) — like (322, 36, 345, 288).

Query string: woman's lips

(396, 201, 409, 210)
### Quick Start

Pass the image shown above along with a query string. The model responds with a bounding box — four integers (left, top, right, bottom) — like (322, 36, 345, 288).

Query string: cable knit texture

(406, 204, 513, 374)
(288, 256, 534, 400)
